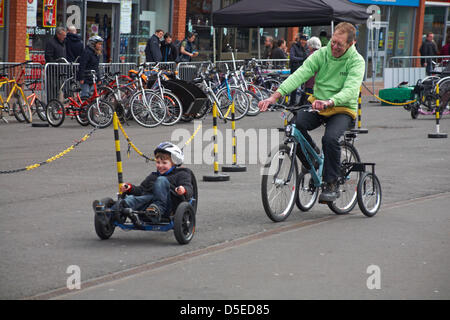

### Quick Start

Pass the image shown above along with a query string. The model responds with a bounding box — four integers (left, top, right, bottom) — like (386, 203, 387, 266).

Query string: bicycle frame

(285, 123, 324, 187)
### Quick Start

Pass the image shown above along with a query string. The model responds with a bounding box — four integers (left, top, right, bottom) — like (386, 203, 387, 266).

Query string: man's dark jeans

(294, 110, 353, 183)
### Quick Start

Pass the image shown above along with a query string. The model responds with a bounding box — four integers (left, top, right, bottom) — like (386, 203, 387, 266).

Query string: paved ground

(0, 99, 449, 300)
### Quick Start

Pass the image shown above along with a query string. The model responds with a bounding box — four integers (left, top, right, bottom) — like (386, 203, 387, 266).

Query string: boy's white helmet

(154, 142, 184, 166)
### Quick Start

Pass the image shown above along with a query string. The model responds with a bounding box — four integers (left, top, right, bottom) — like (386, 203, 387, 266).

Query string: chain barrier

(116, 118, 202, 163)
(362, 82, 417, 106)
(0, 126, 98, 174)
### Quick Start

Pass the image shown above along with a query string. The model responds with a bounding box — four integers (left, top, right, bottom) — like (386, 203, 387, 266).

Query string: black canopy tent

(212, 0, 371, 28)
(211, 0, 371, 61)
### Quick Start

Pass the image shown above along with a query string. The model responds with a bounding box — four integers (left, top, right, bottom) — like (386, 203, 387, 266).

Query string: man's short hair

(55, 26, 66, 35)
(334, 22, 356, 44)
(155, 29, 164, 34)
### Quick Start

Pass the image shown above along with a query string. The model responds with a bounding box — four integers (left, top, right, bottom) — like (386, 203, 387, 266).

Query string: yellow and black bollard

(113, 112, 125, 193)
(203, 102, 230, 182)
(222, 101, 246, 172)
(351, 86, 368, 134)
(428, 83, 448, 139)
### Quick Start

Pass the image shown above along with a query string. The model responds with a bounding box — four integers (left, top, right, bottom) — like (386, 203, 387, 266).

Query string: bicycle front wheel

(87, 100, 114, 128)
(34, 99, 47, 121)
(46, 99, 65, 127)
(261, 143, 298, 222)
(357, 172, 382, 217)
(216, 87, 250, 120)
(328, 141, 361, 215)
(130, 90, 166, 128)
(161, 90, 183, 126)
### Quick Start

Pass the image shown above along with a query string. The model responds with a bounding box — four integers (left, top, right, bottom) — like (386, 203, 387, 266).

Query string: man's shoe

(319, 181, 339, 203)
(145, 204, 162, 223)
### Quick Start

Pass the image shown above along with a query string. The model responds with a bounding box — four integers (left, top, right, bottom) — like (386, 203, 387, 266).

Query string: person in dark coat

(262, 36, 274, 59)
(420, 32, 438, 76)
(160, 33, 178, 62)
(271, 39, 288, 60)
(289, 33, 309, 105)
(45, 27, 67, 63)
(65, 25, 83, 62)
(178, 32, 199, 62)
(145, 29, 164, 63)
(77, 36, 103, 98)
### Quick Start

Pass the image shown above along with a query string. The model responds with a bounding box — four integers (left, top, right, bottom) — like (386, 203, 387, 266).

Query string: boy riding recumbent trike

(261, 105, 381, 222)
(93, 142, 198, 245)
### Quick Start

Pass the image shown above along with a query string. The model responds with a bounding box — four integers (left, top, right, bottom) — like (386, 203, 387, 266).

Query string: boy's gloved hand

(175, 186, 186, 196)
(120, 183, 133, 194)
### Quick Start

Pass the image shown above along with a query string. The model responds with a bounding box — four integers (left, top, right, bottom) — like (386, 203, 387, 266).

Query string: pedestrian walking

(45, 27, 67, 63)
(420, 32, 438, 75)
(263, 36, 273, 59)
(78, 36, 103, 99)
(145, 29, 164, 63)
(65, 25, 83, 63)
(289, 33, 309, 105)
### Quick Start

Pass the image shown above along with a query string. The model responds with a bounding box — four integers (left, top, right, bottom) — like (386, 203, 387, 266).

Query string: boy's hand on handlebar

(175, 186, 186, 195)
(120, 183, 132, 194)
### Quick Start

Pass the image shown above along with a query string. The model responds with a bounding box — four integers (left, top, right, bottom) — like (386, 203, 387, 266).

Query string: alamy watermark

(171, 121, 281, 167)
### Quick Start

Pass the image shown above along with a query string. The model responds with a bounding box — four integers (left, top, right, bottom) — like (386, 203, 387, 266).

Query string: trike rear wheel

(46, 99, 65, 127)
(357, 172, 382, 217)
(296, 171, 319, 212)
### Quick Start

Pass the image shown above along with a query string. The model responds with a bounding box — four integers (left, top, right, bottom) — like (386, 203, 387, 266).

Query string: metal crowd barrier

(0, 62, 44, 98)
(176, 61, 213, 81)
(385, 55, 450, 88)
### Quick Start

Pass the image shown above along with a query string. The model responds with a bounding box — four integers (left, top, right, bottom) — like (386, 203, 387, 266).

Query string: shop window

(424, 6, 446, 52)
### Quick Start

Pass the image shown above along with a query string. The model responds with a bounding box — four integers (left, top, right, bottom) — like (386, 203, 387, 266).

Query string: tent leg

(331, 20, 334, 34)
(258, 26, 261, 59)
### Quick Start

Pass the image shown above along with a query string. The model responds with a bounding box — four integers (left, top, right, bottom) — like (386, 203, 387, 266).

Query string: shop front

(0, 0, 8, 61)
(350, 0, 420, 80)
(24, 0, 171, 64)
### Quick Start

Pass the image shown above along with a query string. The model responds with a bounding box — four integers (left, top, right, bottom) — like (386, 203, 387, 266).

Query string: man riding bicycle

(258, 22, 365, 203)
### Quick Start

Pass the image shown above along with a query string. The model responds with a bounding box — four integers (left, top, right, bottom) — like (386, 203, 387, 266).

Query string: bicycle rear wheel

(17, 95, 32, 123)
(12, 102, 25, 122)
(245, 90, 261, 116)
(328, 141, 361, 215)
(296, 171, 319, 212)
(261, 143, 298, 222)
(357, 172, 382, 217)
(46, 99, 65, 127)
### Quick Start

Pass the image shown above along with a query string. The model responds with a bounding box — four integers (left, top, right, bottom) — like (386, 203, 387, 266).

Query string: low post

(113, 112, 125, 194)
(428, 83, 448, 139)
(203, 102, 230, 182)
(222, 101, 246, 172)
(352, 87, 368, 134)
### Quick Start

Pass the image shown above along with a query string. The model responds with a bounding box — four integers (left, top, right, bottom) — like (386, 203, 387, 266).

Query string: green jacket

(277, 42, 365, 118)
